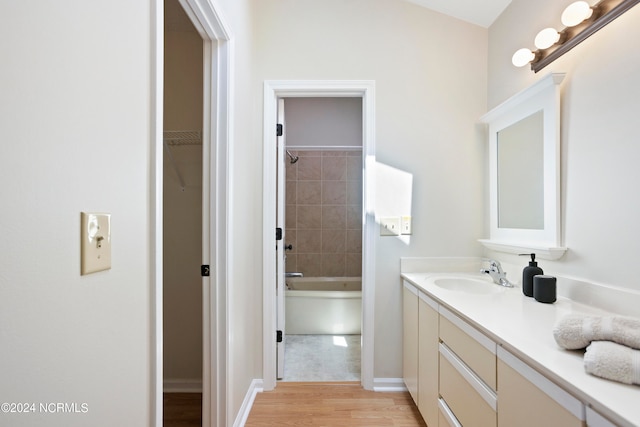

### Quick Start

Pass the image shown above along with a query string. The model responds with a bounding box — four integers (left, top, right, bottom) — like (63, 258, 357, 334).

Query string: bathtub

(285, 277, 362, 335)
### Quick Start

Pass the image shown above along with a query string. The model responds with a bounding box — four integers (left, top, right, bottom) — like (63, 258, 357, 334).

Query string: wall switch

(81, 212, 111, 275)
(380, 217, 401, 236)
(401, 216, 412, 235)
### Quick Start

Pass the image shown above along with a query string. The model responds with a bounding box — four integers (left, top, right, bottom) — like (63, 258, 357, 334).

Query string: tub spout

(285, 272, 304, 278)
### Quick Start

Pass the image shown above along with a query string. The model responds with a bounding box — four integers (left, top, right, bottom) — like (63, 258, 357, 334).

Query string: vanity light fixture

(534, 28, 561, 49)
(561, 1, 594, 26)
(512, 0, 640, 72)
(511, 48, 536, 67)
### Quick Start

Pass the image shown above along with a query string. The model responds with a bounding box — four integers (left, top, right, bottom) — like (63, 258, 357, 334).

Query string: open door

(276, 98, 286, 379)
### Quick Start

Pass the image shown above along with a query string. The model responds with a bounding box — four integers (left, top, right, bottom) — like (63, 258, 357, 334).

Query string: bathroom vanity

(401, 265, 640, 427)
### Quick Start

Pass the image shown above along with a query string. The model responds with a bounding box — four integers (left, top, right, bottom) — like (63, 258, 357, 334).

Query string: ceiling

(405, 0, 512, 27)
(165, 0, 513, 31)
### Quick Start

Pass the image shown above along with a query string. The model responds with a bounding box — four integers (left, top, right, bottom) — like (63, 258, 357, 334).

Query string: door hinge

(276, 123, 283, 136)
(276, 330, 283, 343)
(276, 227, 283, 241)
(201, 265, 210, 277)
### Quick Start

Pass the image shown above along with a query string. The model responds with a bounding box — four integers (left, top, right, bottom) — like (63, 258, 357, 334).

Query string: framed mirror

(479, 73, 567, 260)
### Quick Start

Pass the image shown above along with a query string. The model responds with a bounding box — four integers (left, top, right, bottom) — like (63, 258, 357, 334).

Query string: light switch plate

(81, 212, 111, 275)
(380, 217, 401, 236)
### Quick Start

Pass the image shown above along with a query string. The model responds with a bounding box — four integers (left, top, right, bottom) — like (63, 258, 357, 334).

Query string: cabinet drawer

(440, 344, 497, 427)
(439, 307, 497, 390)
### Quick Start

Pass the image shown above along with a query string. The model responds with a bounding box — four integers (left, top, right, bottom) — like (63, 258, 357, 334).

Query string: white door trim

(151, 2, 163, 425)
(152, 1, 233, 426)
(276, 99, 286, 380)
(262, 80, 376, 391)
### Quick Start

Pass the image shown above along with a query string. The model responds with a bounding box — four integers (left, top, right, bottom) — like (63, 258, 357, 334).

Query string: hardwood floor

(245, 382, 427, 426)
(163, 393, 202, 427)
(163, 383, 426, 427)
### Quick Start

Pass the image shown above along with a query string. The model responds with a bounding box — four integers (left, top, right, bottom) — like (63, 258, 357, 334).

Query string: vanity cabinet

(401, 274, 635, 427)
(497, 347, 585, 427)
(438, 307, 497, 427)
(402, 282, 419, 404)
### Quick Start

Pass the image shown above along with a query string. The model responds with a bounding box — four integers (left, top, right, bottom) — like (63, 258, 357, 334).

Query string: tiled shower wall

(285, 150, 363, 277)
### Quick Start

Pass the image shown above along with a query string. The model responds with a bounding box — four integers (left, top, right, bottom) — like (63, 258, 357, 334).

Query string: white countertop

(401, 271, 640, 427)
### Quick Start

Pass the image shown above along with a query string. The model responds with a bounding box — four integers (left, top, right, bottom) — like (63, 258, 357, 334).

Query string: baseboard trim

(163, 379, 203, 393)
(373, 378, 407, 392)
(233, 379, 264, 427)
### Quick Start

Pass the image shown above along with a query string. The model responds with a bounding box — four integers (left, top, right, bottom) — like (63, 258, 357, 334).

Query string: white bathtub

(285, 277, 362, 335)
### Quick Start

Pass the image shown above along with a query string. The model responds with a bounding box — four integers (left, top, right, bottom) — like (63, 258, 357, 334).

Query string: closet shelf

(163, 130, 202, 146)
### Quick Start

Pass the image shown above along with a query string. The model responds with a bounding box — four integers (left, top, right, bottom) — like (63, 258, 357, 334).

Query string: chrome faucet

(481, 259, 514, 287)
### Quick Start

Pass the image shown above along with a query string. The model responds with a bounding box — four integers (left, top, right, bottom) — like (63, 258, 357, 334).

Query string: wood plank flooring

(245, 382, 427, 427)
(163, 393, 202, 427)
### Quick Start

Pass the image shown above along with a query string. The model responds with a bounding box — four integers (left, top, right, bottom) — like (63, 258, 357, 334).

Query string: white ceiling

(404, 0, 512, 28)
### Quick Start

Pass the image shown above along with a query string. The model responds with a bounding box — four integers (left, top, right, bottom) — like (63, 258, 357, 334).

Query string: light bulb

(561, 1, 593, 27)
(535, 28, 560, 49)
(512, 48, 535, 67)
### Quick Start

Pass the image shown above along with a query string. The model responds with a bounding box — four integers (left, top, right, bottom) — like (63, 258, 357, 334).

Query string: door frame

(275, 98, 286, 380)
(152, 1, 233, 426)
(262, 80, 376, 391)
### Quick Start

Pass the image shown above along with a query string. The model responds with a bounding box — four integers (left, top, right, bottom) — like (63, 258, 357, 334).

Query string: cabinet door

(418, 292, 439, 426)
(498, 347, 585, 427)
(402, 282, 419, 403)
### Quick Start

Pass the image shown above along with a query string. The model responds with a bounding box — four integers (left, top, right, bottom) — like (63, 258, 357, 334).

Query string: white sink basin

(432, 276, 503, 295)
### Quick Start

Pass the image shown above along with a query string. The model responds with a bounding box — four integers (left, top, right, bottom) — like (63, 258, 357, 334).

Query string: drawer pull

(438, 398, 462, 427)
(440, 343, 497, 410)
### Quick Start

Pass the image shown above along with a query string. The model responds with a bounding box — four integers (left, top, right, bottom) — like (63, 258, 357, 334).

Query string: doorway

(163, 0, 203, 424)
(263, 81, 377, 392)
(153, 0, 232, 426)
(278, 97, 363, 382)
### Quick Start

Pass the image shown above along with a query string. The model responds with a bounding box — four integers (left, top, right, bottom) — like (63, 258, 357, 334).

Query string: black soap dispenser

(521, 253, 543, 297)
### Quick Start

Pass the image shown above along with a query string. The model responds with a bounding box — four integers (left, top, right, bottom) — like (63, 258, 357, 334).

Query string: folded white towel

(584, 341, 640, 386)
(553, 314, 640, 350)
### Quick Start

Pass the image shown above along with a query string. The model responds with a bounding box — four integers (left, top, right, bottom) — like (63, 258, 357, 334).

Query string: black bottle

(521, 253, 543, 297)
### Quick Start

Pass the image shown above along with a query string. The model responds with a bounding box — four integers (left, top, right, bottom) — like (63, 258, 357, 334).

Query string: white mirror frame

(479, 73, 567, 260)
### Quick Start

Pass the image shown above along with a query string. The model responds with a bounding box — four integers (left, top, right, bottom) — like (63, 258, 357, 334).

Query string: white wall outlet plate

(401, 216, 412, 235)
(81, 212, 111, 275)
(380, 217, 401, 236)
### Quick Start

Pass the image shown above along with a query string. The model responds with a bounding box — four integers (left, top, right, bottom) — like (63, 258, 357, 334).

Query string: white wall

(0, 1, 152, 426)
(218, 0, 487, 405)
(163, 27, 203, 385)
(210, 0, 264, 422)
(284, 97, 363, 148)
(487, 0, 640, 292)
(253, 0, 487, 382)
